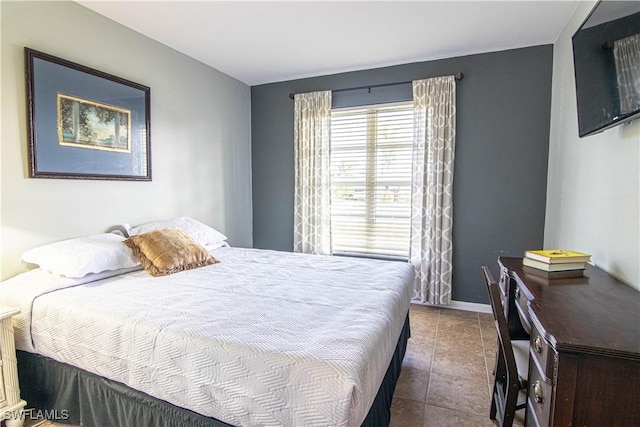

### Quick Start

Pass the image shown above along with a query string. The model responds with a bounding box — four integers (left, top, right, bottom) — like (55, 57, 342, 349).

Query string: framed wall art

(25, 48, 151, 180)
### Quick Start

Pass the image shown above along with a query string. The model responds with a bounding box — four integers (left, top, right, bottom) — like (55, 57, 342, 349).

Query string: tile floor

(23, 304, 524, 427)
(390, 304, 524, 427)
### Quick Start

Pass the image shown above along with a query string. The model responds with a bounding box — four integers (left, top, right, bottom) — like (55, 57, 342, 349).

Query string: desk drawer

(530, 323, 555, 381)
(526, 363, 553, 427)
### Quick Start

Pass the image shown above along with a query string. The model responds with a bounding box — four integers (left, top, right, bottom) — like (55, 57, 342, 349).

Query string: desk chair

(483, 266, 529, 427)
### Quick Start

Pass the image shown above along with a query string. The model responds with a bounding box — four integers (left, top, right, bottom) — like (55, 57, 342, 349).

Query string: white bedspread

(1, 247, 414, 427)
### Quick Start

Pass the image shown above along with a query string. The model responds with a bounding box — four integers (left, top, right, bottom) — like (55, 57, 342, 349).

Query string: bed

(0, 218, 414, 427)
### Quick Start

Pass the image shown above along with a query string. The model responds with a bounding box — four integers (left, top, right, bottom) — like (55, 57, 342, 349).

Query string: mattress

(1, 247, 414, 427)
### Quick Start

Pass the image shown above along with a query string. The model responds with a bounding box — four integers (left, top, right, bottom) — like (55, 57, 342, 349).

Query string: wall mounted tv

(572, 0, 640, 137)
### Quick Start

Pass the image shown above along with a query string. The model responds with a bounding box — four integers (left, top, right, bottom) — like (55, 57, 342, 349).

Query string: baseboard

(448, 300, 492, 314)
(412, 300, 491, 314)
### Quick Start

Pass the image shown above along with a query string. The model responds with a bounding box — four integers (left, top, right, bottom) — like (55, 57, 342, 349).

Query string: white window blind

(330, 102, 413, 259)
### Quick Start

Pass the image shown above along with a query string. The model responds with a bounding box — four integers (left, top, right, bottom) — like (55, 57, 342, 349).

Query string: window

(330, 102, 413, 259)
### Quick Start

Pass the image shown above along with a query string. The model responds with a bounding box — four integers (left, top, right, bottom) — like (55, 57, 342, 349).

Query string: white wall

(1, 1, 253, 279)
(546, 0, 639, 289)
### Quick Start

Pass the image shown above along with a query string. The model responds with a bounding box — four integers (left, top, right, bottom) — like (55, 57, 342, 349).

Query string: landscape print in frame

(57, 94, 131, 153)
(25, 47, 151, 180)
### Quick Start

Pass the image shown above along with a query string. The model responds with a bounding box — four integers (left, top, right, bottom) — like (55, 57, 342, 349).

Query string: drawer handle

(534, 336, 543, 353)
(514, 287, 521, 299)
(533, 380, 544, 404)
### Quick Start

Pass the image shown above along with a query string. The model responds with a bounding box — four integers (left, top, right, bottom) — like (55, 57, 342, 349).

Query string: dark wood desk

(498, 257, 640, 427)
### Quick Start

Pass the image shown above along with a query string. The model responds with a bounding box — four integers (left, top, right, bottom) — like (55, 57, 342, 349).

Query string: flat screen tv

(572, 0, 640, 137)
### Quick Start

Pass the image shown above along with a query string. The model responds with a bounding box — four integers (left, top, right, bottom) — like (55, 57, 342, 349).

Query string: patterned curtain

(293, 90, 332, 254)
(410, 76, 456, 304)
(614, 34, 640, 114)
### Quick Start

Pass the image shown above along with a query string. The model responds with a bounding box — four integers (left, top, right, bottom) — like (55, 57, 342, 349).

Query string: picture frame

(25, 48, 151, 180)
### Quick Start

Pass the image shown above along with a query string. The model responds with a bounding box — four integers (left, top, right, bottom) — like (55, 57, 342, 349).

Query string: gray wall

(251, 46, 553, 304)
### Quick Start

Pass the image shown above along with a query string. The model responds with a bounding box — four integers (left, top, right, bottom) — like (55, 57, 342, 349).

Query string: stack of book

(522, 249, 591, 278)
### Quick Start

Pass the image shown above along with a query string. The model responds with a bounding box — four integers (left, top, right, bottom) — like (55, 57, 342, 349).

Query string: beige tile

(409, 331, 436, 349)
(423, 404, 497, 427)
(431, 338, 487, 380)
(483, 350, 498, 378)
(484, 345, 497, 372)
(394, 366, 430, 402)
(410, 311, 439, 340)
(439, 307, 479, 320)
(396, 307, 500, 424)
(426, 372, 491, 417)
(410, 305, 439, 321)
(480, 321, 497, 350)
(437, 316, 483, 343)
(390, 396, 425, 427)
(478, 311, 494, 322)
(409, 303, 440, 317)
(436, 326, 485, 352)
(403, 341, 434, 372)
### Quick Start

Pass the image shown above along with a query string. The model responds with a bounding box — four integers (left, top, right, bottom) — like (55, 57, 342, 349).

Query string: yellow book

(524, 249, 591, 264)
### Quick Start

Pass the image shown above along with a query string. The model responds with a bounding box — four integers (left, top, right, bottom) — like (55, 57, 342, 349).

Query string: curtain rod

(288, 72, 463, 100)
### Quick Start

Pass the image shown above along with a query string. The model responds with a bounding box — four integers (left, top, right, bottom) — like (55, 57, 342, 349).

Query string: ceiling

(77, 0, 582, 86)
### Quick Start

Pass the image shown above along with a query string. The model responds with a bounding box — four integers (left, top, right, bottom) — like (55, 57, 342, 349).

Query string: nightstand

(0, 306, 26, 427)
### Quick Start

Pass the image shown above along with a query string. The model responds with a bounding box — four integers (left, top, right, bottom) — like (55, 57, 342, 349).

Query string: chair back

(483, 266, 526, 427)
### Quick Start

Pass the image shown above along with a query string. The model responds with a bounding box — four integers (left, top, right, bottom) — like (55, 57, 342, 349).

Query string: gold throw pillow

(125, 228, 218, 277)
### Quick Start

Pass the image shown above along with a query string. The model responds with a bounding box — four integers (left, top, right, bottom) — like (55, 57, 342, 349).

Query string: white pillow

(128, 217, 227, 250)
(21, 233, 140, 278)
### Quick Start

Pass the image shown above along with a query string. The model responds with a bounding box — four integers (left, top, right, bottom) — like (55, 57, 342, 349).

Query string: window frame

(329, 101, 414, 260)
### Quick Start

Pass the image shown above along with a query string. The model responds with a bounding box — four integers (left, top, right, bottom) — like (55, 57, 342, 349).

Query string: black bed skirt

(18, 315, 410, 427)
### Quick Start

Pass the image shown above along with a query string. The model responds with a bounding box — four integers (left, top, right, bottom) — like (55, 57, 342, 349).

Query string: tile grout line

(425, 310, 497, 422)
(425, 307, 440, 405)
